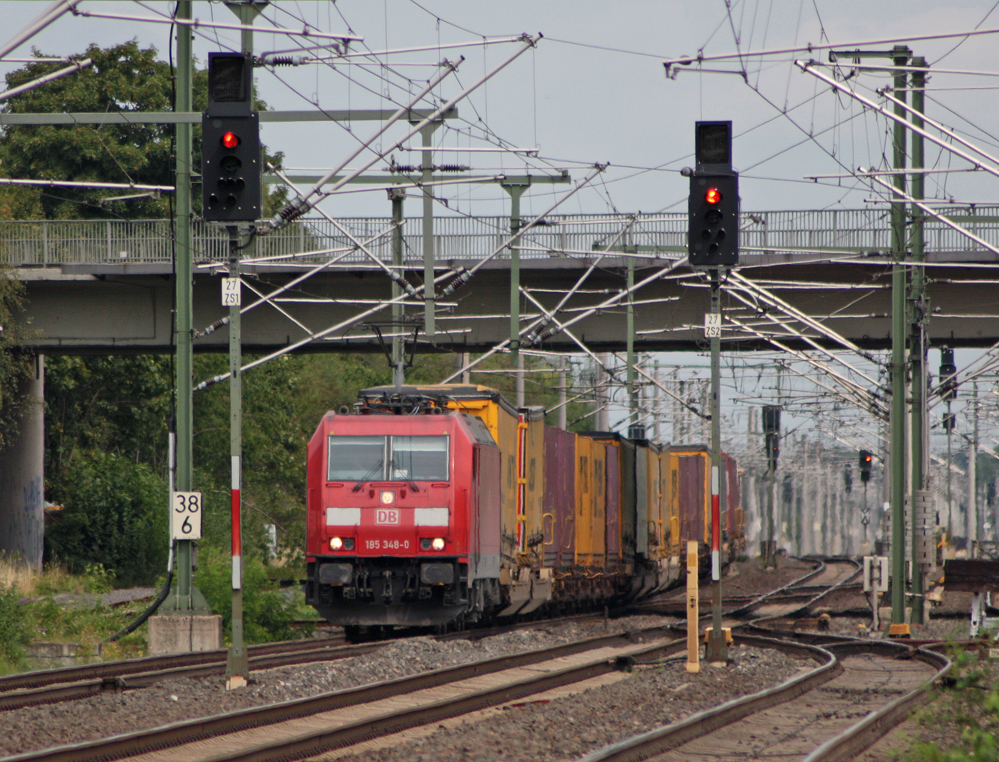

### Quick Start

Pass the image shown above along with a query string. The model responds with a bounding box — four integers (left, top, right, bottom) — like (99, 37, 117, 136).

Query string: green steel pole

(890, 45, 910, 626)
(506, 184, 527, 364)
(172, 0, 195, 612)
(626, 255, 636, 425)
(422, 125, 435, 337)
(391, 189, 406, 386)
(910, 57, 927, 625)
(972, 382, 980, 546)
(947, 400, 953, 536)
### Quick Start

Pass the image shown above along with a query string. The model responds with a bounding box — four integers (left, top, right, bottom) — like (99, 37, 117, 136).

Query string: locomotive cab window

(327, 435, 448, 482)
(328, 436, 385, 481)
(390, 436, 449, 481)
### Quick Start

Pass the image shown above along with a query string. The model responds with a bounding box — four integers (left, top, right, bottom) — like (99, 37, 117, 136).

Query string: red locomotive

(305, 384, 743, 634)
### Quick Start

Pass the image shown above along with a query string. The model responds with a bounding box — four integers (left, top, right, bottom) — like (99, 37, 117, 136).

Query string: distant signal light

(705, 187, 722, 204)
(222, 131, 240, 149)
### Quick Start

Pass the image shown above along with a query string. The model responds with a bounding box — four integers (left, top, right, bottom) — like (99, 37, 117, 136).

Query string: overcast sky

(2, 0, 999, 220)
(3, 0, 999, 453)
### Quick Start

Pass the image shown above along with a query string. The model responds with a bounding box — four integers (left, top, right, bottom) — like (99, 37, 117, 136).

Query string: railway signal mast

(685, 121, 739, 664)
(202, 50, 261, 688)
(763, 406, 781, 568)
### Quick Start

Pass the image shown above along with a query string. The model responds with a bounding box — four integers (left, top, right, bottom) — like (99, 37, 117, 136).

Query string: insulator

(435, 164, 464, 172)
(389, 270, 418, 297)
(441, 269, 472, 297)
(391, 164, 418, 173)
(268, 56, 304, 67)
(537, 325, 561, 342)
(196, 316, 230, 338)
(280, 204, 304, 222)
(522, 319, 551, 347)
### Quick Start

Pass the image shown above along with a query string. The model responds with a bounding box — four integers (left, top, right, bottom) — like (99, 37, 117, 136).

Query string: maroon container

(678, 454, 706, 547)
(543, 427, 577, 567)
(725, 454, 741, 538)
(605, 444, 621, 564)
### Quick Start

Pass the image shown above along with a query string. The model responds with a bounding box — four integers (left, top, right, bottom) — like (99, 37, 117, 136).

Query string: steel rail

(578, 635, 839, 762)
(802, 642, 952, 762)
(732, 557, 863, 623)
(641, 556, 826, 612)
(9, 628, 674, 762)
(198, 640, 682, 762)
(0, 640, 370, 712)
(0, 635, 343, 694)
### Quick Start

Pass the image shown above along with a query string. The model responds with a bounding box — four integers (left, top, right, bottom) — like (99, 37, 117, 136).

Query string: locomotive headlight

(330, 536, 343, 550)
(432, 537, 445, 551)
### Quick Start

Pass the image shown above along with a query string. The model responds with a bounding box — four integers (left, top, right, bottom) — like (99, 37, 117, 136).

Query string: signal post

(201, 51, 262, 687)
(686, 122, 739, 664)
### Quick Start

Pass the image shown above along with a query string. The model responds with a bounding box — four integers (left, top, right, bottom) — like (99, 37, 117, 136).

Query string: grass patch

(895, 644, 999, 762)
(0, 561, 147, 674)
(0, 554, 312, 676)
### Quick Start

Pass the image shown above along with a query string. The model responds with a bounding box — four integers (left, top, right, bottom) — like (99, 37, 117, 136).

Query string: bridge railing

(2, 208, 997, 267)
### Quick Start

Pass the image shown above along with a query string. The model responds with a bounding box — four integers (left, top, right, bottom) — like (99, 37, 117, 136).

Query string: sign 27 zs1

(171, 491, 203, 540)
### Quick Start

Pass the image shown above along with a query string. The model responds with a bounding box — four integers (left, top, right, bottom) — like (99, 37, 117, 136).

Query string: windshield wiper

(390, 459, 420, 492)
(352, 459, 384, 493)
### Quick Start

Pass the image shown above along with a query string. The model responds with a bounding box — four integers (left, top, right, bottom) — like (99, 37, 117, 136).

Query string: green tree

(0, 269, 34, 452)
(44, 449, 168, 586)
(194, 545, 310, 643)
(0, 39, 285, 219)
(0, 41, 194, 219)
(44, 355, 173, 495)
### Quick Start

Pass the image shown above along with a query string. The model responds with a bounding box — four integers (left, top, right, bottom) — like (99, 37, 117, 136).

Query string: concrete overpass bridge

(6, 207, 999, 357)
(4, 207, 999, 570)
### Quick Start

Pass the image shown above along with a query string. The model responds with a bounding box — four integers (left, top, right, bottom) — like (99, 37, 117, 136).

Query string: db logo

(376, 509, 400, 525)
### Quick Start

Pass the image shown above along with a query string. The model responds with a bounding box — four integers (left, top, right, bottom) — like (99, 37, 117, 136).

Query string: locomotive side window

(390, 436, 449, 481)
(328, 436, 386, 481)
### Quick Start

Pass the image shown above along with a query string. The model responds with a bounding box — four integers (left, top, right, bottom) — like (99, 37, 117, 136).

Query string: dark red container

(605, 444, 621, 564)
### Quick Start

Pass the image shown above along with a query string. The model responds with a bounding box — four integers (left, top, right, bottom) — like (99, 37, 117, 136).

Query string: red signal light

(221, 131, 240, 149)
(704, 187, 722, 205)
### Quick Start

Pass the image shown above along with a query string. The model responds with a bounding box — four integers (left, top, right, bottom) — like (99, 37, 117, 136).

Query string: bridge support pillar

(0, 355, 44, 570)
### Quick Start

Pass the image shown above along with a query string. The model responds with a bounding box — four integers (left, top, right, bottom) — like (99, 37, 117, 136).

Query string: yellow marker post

(686, 540, 700, 673)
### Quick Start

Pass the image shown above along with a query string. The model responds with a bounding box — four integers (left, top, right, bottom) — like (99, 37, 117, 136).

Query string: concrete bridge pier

(0, 355, 44, 570)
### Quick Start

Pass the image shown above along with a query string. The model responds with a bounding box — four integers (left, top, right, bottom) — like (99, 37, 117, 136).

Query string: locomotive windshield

(327, 435, 449, 482)
(326, 436, 385, 481)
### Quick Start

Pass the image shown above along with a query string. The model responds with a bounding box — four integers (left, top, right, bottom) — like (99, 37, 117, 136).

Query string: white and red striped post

(225, 227, 248, 688)
(706, 268, 728, 664)
(711, 464, 721, 582)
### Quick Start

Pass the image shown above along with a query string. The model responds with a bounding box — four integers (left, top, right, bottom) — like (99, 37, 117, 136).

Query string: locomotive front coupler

(382, 570, 394, 604)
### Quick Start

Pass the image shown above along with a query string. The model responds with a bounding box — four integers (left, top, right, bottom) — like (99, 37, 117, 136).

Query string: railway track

(7, 626, 680, 762)
(579, 637, 950, 762)
(0, 610, 620, 714)
(8, 625, 942, 762)
(0, 559, 843, 717)
(727, 557, 862, 623)
(0, 636, 364, 711)
(642, 556, 861, 628)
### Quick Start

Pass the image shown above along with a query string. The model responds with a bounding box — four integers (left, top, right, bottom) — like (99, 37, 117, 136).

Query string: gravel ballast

(317, 642, 811, 762)
(0, 614, 813, 759)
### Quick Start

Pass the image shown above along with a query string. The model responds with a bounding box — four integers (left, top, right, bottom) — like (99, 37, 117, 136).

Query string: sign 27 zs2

(171, 491, 203, 540)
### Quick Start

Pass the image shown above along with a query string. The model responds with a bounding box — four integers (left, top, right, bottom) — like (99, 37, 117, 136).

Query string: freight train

(305, 384, 744, 634)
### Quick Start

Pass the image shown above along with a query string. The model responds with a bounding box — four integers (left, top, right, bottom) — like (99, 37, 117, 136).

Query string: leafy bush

(0, 585, 30, 671)
(44, 451, 168, 587)
(194, 545, 311, 644)
(904, 648, 999, 762)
